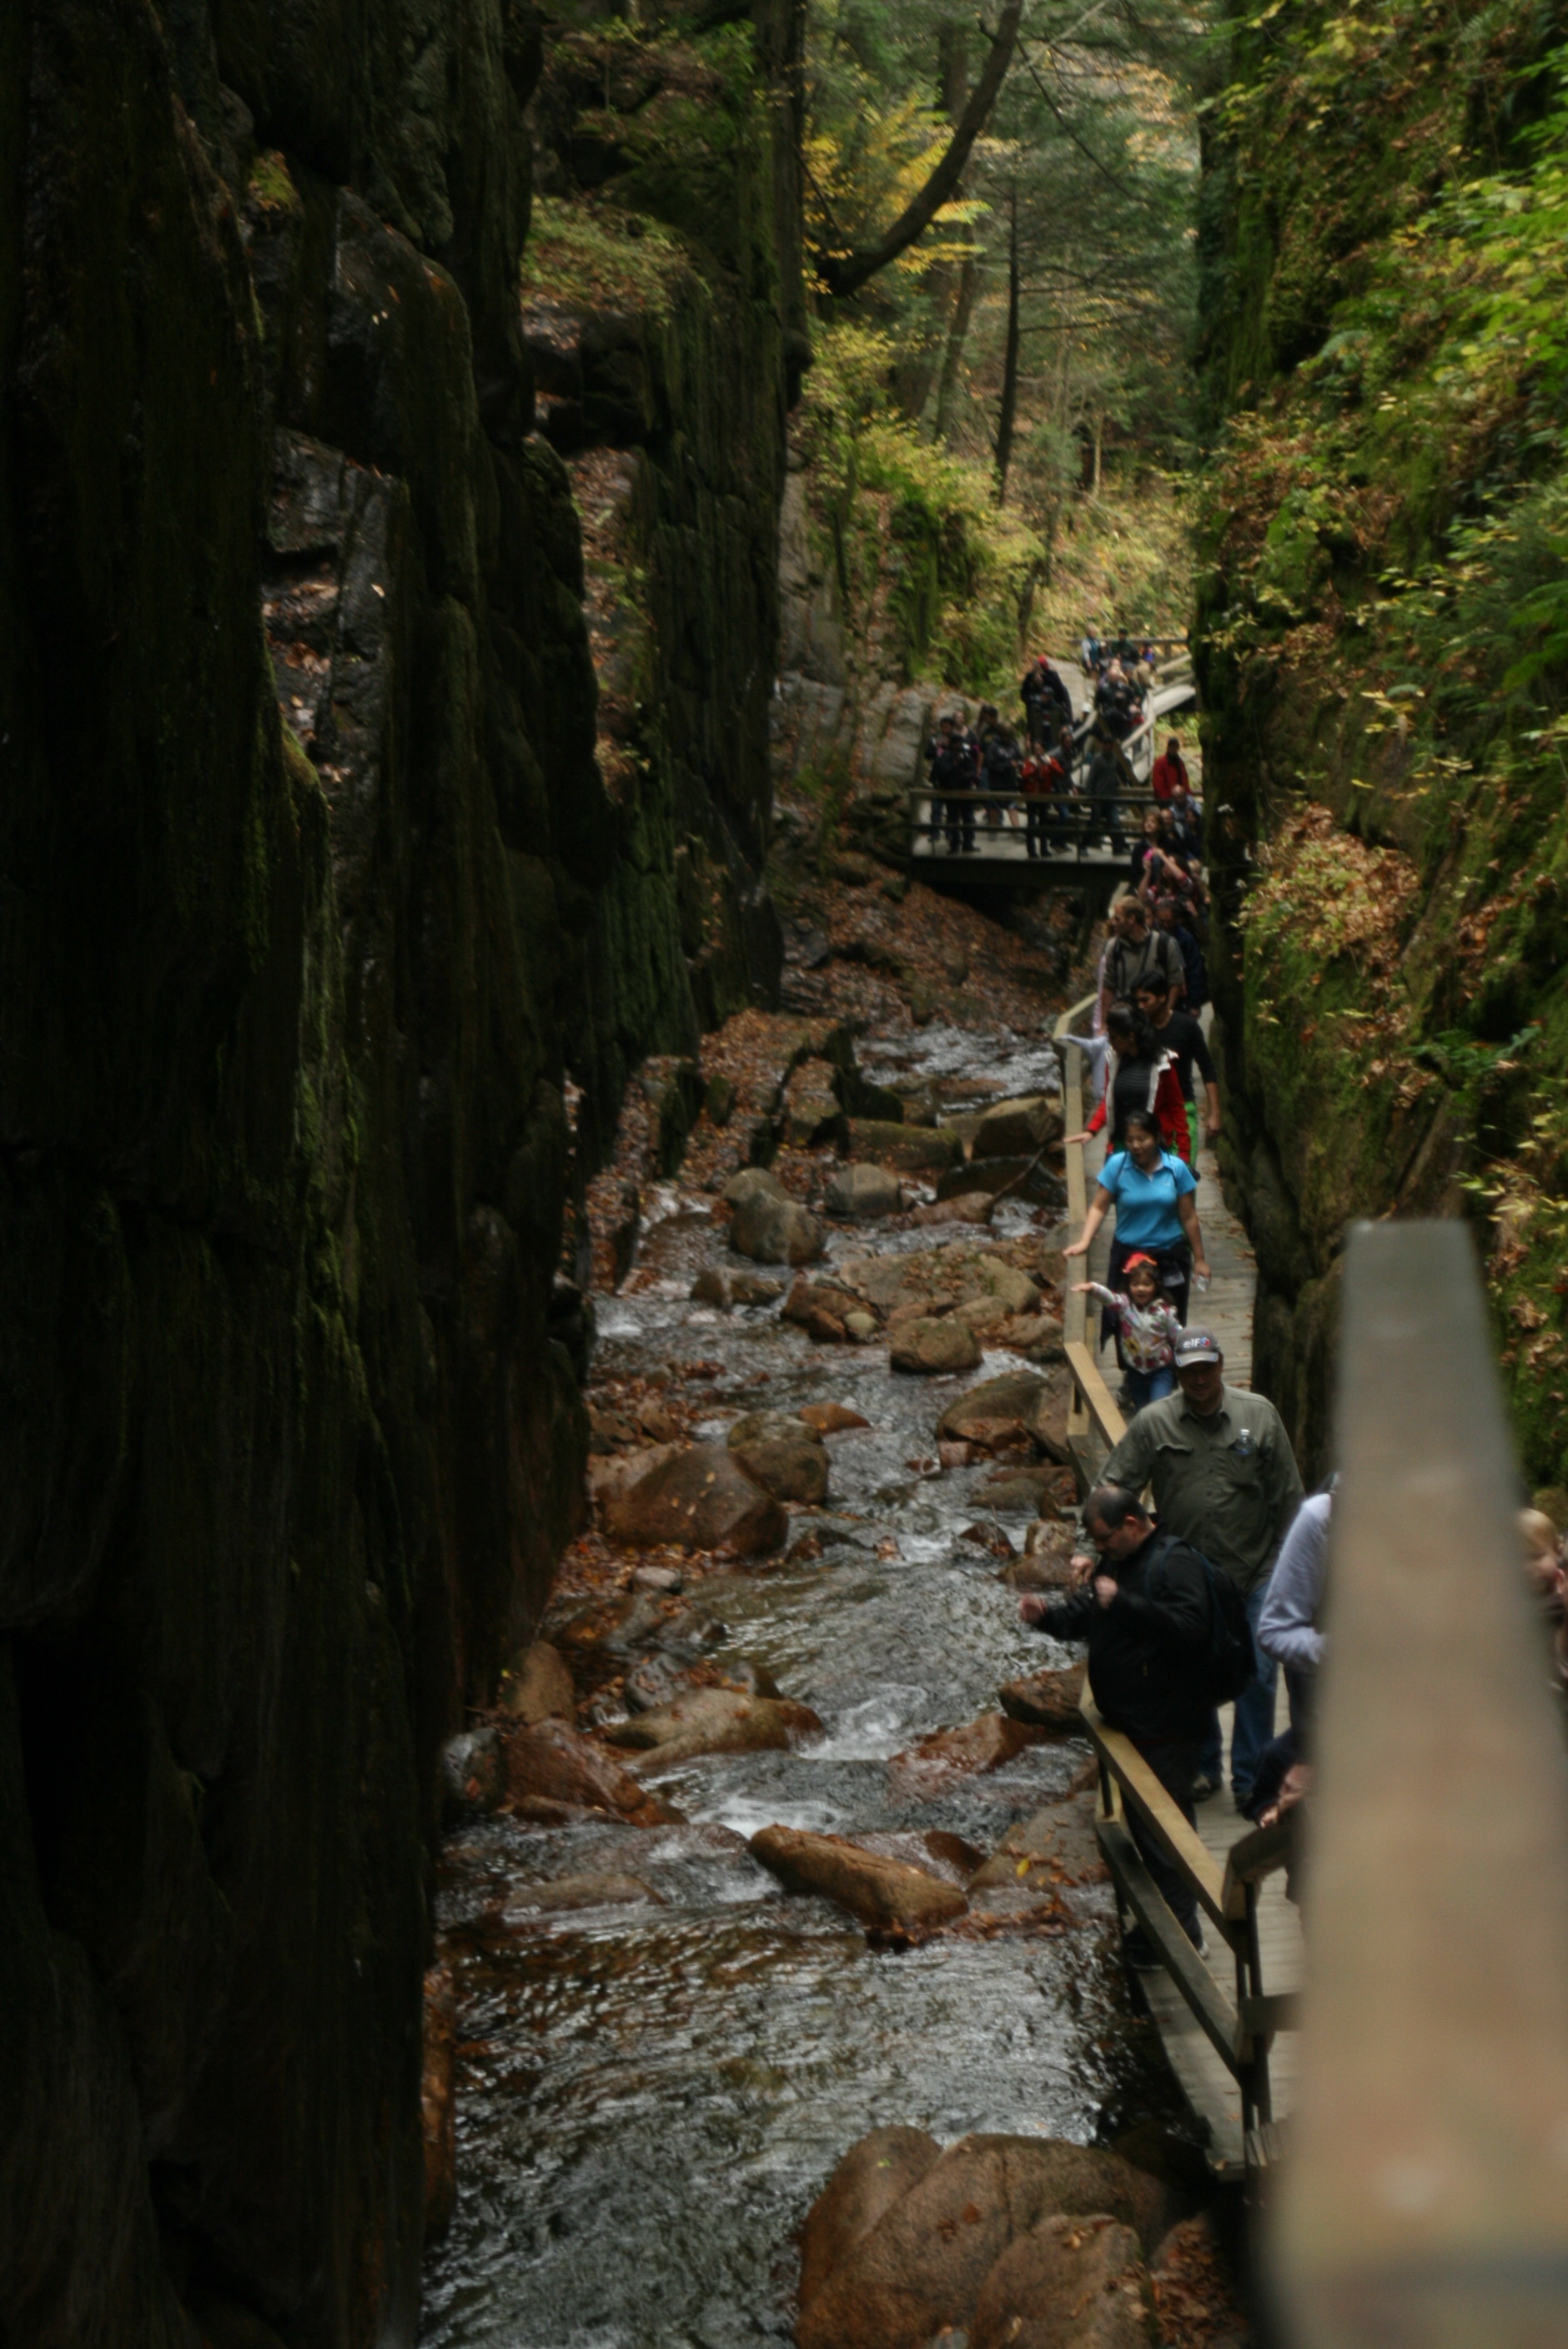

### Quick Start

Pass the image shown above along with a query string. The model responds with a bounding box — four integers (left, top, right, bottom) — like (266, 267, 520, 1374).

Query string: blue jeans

(1123, 1364, 1174, 1409)
(1199, 1580, 1278, 1798)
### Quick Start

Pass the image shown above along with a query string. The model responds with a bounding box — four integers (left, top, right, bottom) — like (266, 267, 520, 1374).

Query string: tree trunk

(893, 20, 973, 422)
(817, 0, 1023, 299)
(994, 189, 1022, 502)
(933, 255, 980, 442)
(1092, 411, 1103, 498)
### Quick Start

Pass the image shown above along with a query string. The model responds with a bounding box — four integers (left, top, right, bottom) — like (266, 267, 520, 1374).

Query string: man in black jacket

(1019, 1482, 1210, 1946)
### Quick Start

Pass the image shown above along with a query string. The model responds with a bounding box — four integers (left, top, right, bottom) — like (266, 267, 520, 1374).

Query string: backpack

(1148, 1532, 1256, 1704)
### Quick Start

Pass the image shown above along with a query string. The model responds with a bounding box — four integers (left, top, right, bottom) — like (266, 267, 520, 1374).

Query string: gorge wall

(0, 2, 798, 2341)
(1194, 0, 1568, 1483)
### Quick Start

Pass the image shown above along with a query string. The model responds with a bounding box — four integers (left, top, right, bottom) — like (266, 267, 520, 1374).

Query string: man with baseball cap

(1102, 1328, 1304, 1808)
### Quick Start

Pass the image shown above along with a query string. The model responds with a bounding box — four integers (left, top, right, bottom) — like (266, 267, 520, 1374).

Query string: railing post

(1274, 1221, 1568, 2346)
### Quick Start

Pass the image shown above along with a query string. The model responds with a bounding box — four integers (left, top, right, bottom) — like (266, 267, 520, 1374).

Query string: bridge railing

(1273, 1220, 1568, 2343)
(1052, 998, 1292, 2159)
(908, 787, 1161, 861)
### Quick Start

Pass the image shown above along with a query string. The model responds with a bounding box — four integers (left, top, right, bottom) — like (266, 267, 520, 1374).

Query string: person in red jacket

(1069, 998, 1192, 1162)
(1149, 737, 1189, 803)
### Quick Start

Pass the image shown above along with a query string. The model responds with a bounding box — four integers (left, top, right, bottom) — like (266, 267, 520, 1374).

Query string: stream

(419, 1019, 1186, 2349)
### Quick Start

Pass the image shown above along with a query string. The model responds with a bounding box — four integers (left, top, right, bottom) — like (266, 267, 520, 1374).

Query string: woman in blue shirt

(1063, 1109, 1209, 1325)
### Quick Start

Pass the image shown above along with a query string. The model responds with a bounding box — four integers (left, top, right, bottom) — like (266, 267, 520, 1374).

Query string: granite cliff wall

(0, 1, 797, 2340)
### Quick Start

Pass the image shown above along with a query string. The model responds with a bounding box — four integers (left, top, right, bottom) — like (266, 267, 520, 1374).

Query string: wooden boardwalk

(1083, 1124, 1298, 2175)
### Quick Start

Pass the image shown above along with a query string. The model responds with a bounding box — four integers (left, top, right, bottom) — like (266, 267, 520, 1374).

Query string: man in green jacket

(1103, 1328, 1304, 1808)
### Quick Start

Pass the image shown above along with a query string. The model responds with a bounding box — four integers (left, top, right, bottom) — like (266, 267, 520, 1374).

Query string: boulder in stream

(998, 1667, 1084, 1733)
(889, 1316, 982, 1375)
(733, 1438, 829, 1503)
(798, 2127, 942, 2315)
(797, 1401, 872, 1435)
(887, 1711, 1040, 1800)
(909, 1191, 995, 1227)
(731, 1187, 824, 1265)
(972, 1095, 1065, 1160)
(968, 2214, 1154, 2349)
(997, 1522, 1082, 1590)
(748, 1826, 967, 1931)
(596, 1442, 788, 1555)
(500, 1718, 681, 1825)
(795, 2134, 1176, 2349)
(691, 1266, 787, 1308)
(825, 1162, 903, 1219)
(845, 1119, 961, 1174)
(937, 1370, 1070, 1461)
(607, 1685, 822, 1768)
(501, 1874, 663, 1919)
(497, 1640, 575, 1724)
(968, 1792, 1107, 1904)
(440, 1727, 504, 1818)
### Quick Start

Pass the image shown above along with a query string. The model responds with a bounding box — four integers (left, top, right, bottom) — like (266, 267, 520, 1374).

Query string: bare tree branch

(816, 0, 1024, 299)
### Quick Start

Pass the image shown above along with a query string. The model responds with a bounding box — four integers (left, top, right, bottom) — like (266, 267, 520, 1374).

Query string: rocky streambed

(419, 996, 1239, 2349)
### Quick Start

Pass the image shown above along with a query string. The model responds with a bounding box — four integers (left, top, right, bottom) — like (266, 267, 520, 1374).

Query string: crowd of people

(922, 648, 1210, 1017)
(1014, 913, 1568, 1963)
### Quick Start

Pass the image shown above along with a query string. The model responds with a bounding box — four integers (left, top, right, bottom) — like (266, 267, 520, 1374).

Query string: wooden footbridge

(909, 668, 1197, 890)
(1053, 1009, 1568, 2344)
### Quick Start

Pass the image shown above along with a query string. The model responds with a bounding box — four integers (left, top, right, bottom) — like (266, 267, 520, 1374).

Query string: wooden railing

(1051, 991, 1292, 2160)
(908, 787, 1160, 860)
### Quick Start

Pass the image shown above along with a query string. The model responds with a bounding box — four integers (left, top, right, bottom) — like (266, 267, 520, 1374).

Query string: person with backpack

(1018, 1481, 1224, 1954)
(1102, 1330, 1304, 1812)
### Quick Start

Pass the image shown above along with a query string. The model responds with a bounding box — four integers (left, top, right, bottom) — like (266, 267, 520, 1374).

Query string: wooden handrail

(1083, 1698, 1238, 1933)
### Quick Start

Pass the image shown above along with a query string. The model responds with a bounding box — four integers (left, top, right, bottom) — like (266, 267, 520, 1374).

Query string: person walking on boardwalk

(1018, 1483, 1212, 1951)
(1071, 1252, 1180, 1409)
(1130, 974, 1221, 1148)
(1103, 1330, 1304, 1811)
(1149, 736, 1189, 804)
(1062, 1106, 1209, 1323)
(1073, 1002, 1192, 1163)
(1099, 894, 1184, 1021)
(1258, 1482, 1333, 1731)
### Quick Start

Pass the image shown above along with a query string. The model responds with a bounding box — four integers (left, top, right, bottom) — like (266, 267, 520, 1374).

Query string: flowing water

(420, 1022, 1185, 2349)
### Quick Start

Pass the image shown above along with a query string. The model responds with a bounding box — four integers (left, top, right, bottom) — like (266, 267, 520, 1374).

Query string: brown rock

(733, 1438, 830, 1504)
(846, 1119, 962, 1174)
(726, 1409, 823, 1450)
(979, 1473, 1057, 1512)
(783, 1278, 870, 1330)
(500, 1718, 681, 1825)
(968, 2214, 1154, 2349)
(795, 2135, 1174, 2349)
(731, 1188, 824, 1265)
(972, 1095, 1066, 1161)
(748, 1827, 967, 1931)
(890, 1317, 983, 1375)
(937, 1437, 974, 1469)
(937, 1370, 1069, 1458)
(607, 1687, 822, 1769)
(998, 1667, 1084, 1732)
(968, 1792, 1107, 1900)
(909, 1192, 997, 1227)
(887, 1713, 1039, 1801)
(998, 1522, 1082, 1590)
(501, 1874, 663, 1919)
(798, 2126, 942, 2314)
(798, 1402, 871, 1435)
(497, 1640, 575, 1724)
(693, 1266, 788, 1307)
(597, 1442, 788, 1555)
(421, 1964, 456, 2244)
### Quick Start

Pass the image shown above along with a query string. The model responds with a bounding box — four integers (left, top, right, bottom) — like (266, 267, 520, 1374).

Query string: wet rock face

(0, 0, 801, 2339)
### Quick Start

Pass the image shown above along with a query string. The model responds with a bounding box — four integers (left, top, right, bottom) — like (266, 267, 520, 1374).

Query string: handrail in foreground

(1050, 991, 1289, 2161)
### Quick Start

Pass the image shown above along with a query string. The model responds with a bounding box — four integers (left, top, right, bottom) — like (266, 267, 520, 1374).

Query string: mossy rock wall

(1196, 0, 1568, 1483)
(0, 0, 797, 2340)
